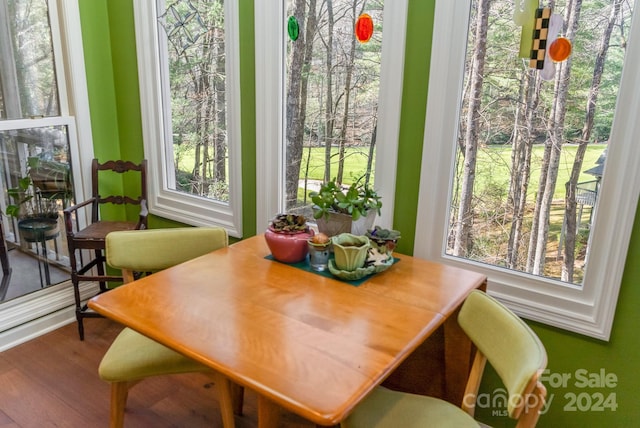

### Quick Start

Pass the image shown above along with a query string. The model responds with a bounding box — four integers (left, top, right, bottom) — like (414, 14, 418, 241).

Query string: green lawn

(298, 145, 376, 184)
(175, 143, 606, 203)
(473, 143, 606, 201)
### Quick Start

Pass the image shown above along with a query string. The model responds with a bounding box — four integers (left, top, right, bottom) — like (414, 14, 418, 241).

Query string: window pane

(447, 0, 633, 285)
(157, 0, 229, 203)
(0, 0, 59, 119)
(284, 0, 384, 216)
(0, 124, 73, 299)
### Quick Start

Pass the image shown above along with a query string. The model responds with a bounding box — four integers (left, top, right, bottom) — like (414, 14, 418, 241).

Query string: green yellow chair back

(458, 290, 547, 420)
(342, 290, 547, 428)
(106, 226, 228, 277)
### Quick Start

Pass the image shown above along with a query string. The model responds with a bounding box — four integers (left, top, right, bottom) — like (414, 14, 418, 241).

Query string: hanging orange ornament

(548, 36, 572, 62)
(355, 13, 373, 43)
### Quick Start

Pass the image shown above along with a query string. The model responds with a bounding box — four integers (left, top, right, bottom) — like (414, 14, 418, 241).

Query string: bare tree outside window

(448, 0, 634, 285)
(158, 0, 228, 202)
(284, 0, 384, 217)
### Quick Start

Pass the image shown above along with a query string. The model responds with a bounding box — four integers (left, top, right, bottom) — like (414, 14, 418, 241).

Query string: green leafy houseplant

(309, 179, 382, 221)
(6, 158, 61, 220)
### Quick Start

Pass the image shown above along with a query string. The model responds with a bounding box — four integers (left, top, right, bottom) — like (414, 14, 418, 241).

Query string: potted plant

(6, 158, 61, 242)
(365, 226, 401, 256)
(309, 178, 382, 237)
(264, 213, 315, 263)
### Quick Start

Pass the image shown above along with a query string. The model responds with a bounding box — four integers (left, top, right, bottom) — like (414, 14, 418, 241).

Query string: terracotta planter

(265, 227, 314, 263)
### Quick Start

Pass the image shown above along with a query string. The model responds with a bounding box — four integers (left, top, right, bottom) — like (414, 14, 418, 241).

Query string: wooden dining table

(88, 234, 487, 427)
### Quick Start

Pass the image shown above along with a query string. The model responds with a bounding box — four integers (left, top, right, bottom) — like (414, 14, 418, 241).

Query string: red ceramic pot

(265, 227, 315, 263)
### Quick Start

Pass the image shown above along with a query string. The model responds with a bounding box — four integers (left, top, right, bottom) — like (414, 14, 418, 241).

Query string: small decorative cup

(331, 233, 370, 271)
(308, 241, 331, 271)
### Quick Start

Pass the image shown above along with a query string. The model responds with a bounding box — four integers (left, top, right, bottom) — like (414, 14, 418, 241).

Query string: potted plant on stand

(6, 159, 61, 243)
(309, 178, 382, 237)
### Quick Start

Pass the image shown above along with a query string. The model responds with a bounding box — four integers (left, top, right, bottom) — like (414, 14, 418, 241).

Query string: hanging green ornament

(287, 16, 300, 41)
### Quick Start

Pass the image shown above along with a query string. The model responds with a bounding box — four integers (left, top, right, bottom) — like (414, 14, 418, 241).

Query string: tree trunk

(324, 0, 335, 183)
(531, 0, 582, 275)
(294, 0, 318, 208)
(214, 5, 226, 185)
(453, 0, 490, 257)
(285, 0, 308, 207)
(508, 67, 540, 269)
(336, 0, 364, 185)
(562, 0, 621, 282)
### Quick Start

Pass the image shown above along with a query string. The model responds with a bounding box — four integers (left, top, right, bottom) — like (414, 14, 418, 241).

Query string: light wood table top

(89, 234, 486, 427)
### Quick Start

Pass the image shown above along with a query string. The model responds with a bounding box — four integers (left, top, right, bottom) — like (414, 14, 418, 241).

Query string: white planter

(315, 210, 376, 237)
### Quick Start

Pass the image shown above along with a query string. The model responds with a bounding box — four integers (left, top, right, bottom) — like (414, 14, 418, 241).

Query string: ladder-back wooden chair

(63, 159, 148, 340)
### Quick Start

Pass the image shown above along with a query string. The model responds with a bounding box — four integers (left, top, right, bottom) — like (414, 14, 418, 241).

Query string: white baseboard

(0, 281, 100, 352)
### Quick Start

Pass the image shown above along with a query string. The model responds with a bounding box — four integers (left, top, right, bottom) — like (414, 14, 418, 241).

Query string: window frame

(414, 0, 640, 341)
(254, 0, 408, 232)
(133, 1, 243, 237)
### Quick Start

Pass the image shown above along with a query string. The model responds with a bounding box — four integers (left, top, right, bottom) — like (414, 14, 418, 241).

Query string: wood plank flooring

(0, 318, 317, 428)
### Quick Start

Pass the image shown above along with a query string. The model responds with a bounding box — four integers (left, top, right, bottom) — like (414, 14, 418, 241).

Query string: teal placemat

(264, 254, 399, 286)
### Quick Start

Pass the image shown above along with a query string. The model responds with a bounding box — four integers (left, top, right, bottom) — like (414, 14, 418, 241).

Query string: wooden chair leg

(110, 382, 129, 428)
(231, 382, 245, 416)
(212, 372, 236, 428)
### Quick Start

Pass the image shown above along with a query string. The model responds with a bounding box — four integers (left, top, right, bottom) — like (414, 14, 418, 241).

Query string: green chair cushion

(99, 327, 209, 382)
(342, 386, 480, 428)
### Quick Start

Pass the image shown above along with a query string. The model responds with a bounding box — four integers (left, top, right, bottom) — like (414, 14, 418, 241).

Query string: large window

(134, 0, 242, 236)
(0, 0, 94, 349)
(416, 0, 640, 340)
(0, 1, 81, 297)
(256, 0, 407, 231)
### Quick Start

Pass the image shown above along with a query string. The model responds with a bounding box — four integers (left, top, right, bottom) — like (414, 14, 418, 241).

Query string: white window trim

(133, 1, 243, 237)
(255, 0, 408, 232)
(414, 0, 640, 341)
(0, 0, 98, 350)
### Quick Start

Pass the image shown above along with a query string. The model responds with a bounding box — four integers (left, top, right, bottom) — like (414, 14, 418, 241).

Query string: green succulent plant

(268, 213, 309, 233)
(365, 226, 401, 241)
(309, 178, 382, 221)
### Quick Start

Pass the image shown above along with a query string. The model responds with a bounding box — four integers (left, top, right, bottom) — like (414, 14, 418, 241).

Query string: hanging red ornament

(355, 13, 373, 43)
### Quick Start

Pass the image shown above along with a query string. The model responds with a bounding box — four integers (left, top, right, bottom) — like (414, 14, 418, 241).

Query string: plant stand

(18, 218, 60, 288)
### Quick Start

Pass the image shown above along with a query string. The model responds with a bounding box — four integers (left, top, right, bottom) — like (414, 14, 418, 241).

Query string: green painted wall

(79, 1, 640, 425)
(77, 0, 124, 221)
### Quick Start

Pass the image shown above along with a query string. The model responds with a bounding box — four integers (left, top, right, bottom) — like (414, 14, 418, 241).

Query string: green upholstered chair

(99, 227, 243, 428)
(341, 290, 548, 428)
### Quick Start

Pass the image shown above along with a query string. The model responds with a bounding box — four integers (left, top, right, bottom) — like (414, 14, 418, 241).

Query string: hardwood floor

(0, 318, 317, 428)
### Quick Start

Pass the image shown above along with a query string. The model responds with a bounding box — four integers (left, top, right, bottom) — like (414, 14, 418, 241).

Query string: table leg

(443, 306, 474, 406)
(257, 395, 281, 428)
(211, 372, 236, 428)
